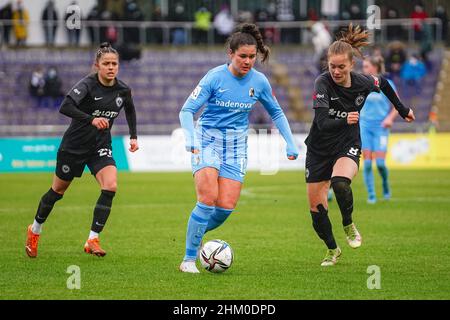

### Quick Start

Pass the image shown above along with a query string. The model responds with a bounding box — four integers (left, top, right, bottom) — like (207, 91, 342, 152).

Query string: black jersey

(59, 74, 137, 155)
(305, 71, 380, 156)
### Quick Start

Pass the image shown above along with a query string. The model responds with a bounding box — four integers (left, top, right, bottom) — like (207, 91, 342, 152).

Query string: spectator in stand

(150, 5, 163, 44)
(43, 66, 63, 108)
(12, 0, 29, 47)
(65, 1, 81, 46)
(311, 21, 332, 72)
(0, 2, 13, 46)
(385, 41, 406, 79)
(193, 5, 211, 44)
(434, 5, 448, 45)
(99, 8, 119, 44)
(87, 5, 100, 45)
(307, 7, 319, 21)
(29, 66, 46, 108)
(420, 23, 433, 70)
(213, 4, 234, 44)
(410, 3, 428, 42)
(169, 2, 187, 45)
(400, 54, 427, 95)
(42, 0, 58, 47)
(255, 3, 278, 44)
(276, 0, 296, 44)
(385, 7, 404, 41)
(123, 0, 144, 45)
(348, 3, 364, 20)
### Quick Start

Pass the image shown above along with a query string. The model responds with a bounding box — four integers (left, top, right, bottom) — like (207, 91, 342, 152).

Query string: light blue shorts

(361, 123, 389, 153)
(191, 127, 247, 183)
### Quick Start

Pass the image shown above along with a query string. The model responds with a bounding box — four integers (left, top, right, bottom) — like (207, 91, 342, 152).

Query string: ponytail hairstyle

(95, 42, 119, 63)
(227, 23, 270, 64)
(365, 55, 385, 75)
(328, 23, 370, 61)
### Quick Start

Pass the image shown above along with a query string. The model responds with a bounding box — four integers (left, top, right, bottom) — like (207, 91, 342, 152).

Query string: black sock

(34, 188, 63, 224)
(311, 204, 337, 249)
(91, 190, 116, 233)
(331, 176, 353, 226)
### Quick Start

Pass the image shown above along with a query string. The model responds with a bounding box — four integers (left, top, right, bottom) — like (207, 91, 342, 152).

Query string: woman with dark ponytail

(305, 24, 415, 266)
(179, 23, 299, 273)
(25, 43, 139, 258)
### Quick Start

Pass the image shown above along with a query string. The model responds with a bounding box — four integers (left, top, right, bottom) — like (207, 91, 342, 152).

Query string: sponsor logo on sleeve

(371, 75, 380, 87)
(190, 86, 202, 100)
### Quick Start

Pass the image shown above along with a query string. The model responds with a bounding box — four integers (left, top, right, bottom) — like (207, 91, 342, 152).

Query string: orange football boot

(84, 238, 106, 257)
(25, 225, 40, 258)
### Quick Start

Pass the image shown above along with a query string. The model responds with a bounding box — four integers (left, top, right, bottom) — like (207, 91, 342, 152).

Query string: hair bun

(240, 23, 256, 34)
(99, 42, 111, 49)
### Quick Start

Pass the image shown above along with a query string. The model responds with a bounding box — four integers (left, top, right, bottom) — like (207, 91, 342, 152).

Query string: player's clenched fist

(129, 139, 139, 152)
(347, 111, 359, 125)
(92, 117, 109, 130)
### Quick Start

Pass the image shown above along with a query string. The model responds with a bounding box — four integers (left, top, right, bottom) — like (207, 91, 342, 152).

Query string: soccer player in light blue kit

(178, 23, 299, 273)
(360, 56, 398, 203)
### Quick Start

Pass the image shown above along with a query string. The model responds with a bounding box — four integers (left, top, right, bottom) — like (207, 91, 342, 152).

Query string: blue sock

(363, 159, 375, 199)
(184, 202, 214, 261)
(206, 207, 233, 232)
(376, 158, 390, 196)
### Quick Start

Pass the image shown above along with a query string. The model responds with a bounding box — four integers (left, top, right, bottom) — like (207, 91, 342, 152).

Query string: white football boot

(344, 223, 362, 248)
(179, 260, 200, 273)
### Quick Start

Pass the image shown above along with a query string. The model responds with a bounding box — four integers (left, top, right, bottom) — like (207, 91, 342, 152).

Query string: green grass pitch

(0, 170, 449, 300)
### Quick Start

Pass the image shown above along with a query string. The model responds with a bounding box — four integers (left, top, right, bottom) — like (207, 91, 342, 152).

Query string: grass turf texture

(0, 170, 449, 300)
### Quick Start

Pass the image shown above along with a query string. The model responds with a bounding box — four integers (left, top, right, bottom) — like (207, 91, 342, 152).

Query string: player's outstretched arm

(271, 114, 299, 160)
(124, 91, 138, 150)
(378, 76, 415, 122)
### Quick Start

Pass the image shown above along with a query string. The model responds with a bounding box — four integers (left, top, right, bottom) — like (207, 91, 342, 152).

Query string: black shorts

(55, 147, 116, 181)
(305, 145, 361, 183)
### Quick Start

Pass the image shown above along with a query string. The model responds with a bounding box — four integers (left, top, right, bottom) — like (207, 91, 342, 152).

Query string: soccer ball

(200, 240, 234, 273)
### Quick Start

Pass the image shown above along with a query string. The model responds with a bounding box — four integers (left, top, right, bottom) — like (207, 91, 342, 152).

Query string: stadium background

(0, 0, 449, 300)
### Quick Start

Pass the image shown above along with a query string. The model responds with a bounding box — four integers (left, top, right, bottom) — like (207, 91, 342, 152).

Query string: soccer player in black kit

(25, 43, 139, 258)
(305, 25, 415, 266)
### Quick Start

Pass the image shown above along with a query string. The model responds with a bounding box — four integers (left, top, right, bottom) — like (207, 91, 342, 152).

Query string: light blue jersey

(360, 79, 396, 153)
(360, 79, 396, 127)
(180, 64, 298, 182)
(182, 64, 284, 131)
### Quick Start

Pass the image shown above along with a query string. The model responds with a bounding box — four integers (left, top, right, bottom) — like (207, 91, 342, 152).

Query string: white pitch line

(0, 202, 187, 213)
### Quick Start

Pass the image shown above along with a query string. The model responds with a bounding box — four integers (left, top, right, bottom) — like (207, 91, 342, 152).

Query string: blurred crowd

(0, 0, 448, 48)
(29, 65, 63, 109)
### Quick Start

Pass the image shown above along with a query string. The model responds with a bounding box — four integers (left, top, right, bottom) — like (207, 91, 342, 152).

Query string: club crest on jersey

(355, 94, 365, 106)
(116, 96, 123, 107)
(249, 87, 255, 97)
